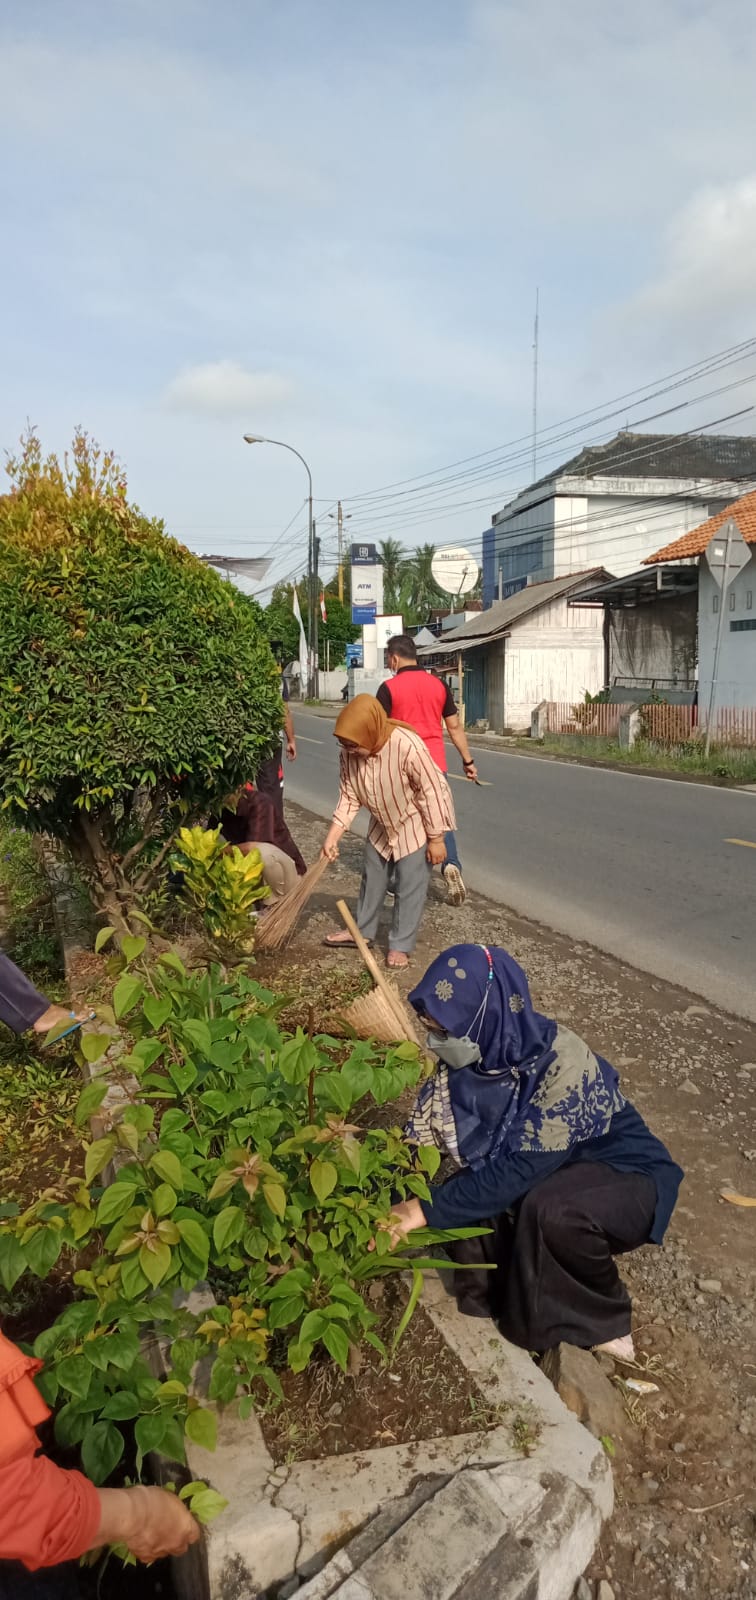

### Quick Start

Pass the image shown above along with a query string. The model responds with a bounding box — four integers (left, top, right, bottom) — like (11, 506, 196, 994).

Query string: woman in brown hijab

(321, 696, 454, 968)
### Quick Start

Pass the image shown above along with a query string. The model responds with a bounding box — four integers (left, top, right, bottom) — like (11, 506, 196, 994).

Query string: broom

(254, 857, 330, 951)
(334, 899, 423, 1047)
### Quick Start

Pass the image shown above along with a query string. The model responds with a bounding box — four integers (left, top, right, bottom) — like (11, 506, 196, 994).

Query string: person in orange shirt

(0, 1329, 198, 1595)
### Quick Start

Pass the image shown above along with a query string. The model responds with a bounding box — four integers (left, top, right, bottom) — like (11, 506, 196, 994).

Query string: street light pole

(243, 434, 315, 696)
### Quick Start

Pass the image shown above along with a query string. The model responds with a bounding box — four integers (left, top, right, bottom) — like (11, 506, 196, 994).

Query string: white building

(418, 570, 611, 732)
(645, 490, 756, 711)
(482, 431, 756, 608)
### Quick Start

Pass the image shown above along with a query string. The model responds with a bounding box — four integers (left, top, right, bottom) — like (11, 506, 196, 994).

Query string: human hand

(368, 1197, 426, 1251)
(321, 833, 340, 862)
(93, 1485, 200, 1562)
(426, 837, 447, 866)
(286, 738, 297, 761)
(463, 759, 478, 781)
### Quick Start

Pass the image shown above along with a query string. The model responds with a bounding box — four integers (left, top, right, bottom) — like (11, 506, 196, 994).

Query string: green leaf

(56, 1354, 92, 1400)
(81, 1427, 124, 1484)
(299, 1310, 327, 1344)
(134, 1412, 169, 1457)
(152, 1183, 178, 1218)
(0, 1234, 26, 1291)
(113, 973, 146, 1020)
(74, 1079, 108, 1126)
(207, 1169, 238, 1201)
(0, 1201, 20, 1219)
(159, 951, 187, 976)
(287, 1340, 314, 1374)
(177, 1219, 210, 1265)
(101, 1391, 141, 1421)
(187, 1487, 228, 1524)
(181, 1019, 212, 1056)
(84, 1135, 117, 1184)
(119, 1252, 149, 1299)
(139, 1239, 172, 1286)
(262, 1181, 286, 1219)
(277, 1031, 319, 1085)
(322, 1322, 350, 1372)
(143, 995, 173, 1030)
(418, 1145, 442, 1178)
(96, 1182, 140, 1228)
(185, 1407, 217, 1452)
(23, 1228, 62, 1279)
(341, 1056, 375, 1099)
(121, 934, 147, 964)
(95, 926, 117, 954)
(79, 1032, 112, 1064)
(317, 1073, 353, 1114)
(392, 1264, 424, 1352)
(168, 1056, 198, 1094)
(103, 1330, 141, 1370)
(208, 1358, 239, 1404)
(149, 1149, 183, 1188)
(213, 1207, 244, 1254)
(267, 1294, 305, 1331)
(310, 1159, 338, 1203)
(55, 1401, 89, 1448)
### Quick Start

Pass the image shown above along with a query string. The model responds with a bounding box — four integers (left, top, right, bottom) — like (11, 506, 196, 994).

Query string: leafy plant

(0, 949, 482, 1483)
(0, 428, 283, 933)
(170, 825, 269, 950)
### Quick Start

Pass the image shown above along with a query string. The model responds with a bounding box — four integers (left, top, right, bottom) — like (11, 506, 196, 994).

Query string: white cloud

(162, 360, 293, 417)
(630, 178, 756, 324)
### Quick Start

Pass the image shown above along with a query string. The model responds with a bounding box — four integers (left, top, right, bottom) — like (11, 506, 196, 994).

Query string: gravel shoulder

(279, 798, 756, 1600)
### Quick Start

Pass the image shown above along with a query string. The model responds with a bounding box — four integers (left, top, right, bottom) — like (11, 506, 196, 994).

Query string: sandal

(323, 932, 373, 949)
(386, 951, 410, 970)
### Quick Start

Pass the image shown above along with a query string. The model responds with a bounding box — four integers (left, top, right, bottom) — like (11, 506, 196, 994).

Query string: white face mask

(426, 1031, 482, 1070)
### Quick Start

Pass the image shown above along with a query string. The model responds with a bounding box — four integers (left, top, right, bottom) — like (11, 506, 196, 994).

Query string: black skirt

(445, 1161, 656, 1352)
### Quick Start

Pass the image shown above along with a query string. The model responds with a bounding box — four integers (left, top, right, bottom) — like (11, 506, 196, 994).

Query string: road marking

(725, 837, 756, 849)
(296, 735, 324, 744)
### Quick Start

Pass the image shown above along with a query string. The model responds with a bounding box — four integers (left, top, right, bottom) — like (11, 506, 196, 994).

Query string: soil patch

(259, 1284, 489, 1464)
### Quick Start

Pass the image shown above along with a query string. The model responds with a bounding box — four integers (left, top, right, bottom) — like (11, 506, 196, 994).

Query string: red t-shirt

(376, 667, 456, 772)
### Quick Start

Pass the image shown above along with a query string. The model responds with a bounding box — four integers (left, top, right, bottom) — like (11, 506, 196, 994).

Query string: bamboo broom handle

(336, 899, 415, 1039)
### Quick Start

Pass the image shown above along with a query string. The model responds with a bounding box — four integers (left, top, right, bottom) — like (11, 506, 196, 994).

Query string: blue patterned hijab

(407, 944, 622, 1168)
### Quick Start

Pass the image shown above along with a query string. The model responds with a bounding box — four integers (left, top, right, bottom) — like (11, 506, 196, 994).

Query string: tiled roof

(523, 430, 756, 496)
(644, 489, 756, 564)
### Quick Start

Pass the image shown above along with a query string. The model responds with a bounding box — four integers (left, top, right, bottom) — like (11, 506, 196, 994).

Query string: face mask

(426, 1031, 482, 1070)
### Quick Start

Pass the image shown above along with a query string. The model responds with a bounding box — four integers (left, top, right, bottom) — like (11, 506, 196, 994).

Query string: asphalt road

(284, 709, 756, 1022)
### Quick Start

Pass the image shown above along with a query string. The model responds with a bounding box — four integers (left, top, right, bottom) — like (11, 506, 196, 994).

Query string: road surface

(284, 710, 756, 1022)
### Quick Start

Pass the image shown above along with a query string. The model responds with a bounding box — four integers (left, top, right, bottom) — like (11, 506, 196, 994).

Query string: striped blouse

(333, 727, 456, 861)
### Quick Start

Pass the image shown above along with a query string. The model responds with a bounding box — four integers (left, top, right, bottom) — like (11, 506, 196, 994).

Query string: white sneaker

(594, 1334, 635, 1363)
(444, 864, 467, 906)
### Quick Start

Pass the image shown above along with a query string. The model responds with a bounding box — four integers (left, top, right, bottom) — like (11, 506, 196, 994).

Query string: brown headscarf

(333, 695, 412, 754)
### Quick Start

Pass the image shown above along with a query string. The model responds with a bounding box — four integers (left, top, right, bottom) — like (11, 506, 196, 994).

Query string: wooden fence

(542, 702, 756, 748)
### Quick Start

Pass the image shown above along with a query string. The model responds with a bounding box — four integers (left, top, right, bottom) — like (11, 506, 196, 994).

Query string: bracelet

(463, 759, 474, 769)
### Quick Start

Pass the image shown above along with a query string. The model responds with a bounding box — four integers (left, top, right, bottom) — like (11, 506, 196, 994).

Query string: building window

(498, 537, 544, 584)
(748, 591, 753, 611)
(713, 593, 719, 613)
(730, 619, 756, 632)
(729, 591, 736, 611)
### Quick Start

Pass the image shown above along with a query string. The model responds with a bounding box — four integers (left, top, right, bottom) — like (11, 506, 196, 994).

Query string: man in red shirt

(376, 635, 478, 905)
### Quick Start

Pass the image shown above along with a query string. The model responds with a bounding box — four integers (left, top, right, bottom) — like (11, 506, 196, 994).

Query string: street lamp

(243, 434, 316, 695)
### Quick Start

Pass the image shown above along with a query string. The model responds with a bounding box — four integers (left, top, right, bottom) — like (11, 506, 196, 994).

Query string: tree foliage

(0, 429, 282, 926)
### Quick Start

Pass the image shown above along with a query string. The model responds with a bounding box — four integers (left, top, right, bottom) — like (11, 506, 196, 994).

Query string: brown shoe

(443, 864, 467, 906)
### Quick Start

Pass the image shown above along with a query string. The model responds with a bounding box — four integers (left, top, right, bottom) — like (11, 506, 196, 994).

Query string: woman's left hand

(369, 1197, 426, 1251)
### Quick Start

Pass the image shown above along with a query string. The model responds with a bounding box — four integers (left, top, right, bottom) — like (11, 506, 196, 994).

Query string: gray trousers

(0, 949, 48, 1034)
(357, 841, 430, 953)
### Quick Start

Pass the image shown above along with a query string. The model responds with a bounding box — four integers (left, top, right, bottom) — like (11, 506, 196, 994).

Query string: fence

(541, 702, 756, 748)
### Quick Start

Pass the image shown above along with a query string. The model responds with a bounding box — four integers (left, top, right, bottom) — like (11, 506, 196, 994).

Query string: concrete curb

(181, 1273, 612, 1599)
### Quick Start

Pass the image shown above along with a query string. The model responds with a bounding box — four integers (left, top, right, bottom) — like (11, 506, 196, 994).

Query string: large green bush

(0, 429, 282, 928)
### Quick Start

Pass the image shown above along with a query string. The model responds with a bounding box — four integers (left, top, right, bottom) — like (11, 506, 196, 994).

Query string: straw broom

(334, 900, 423, 1046)
(254, 857, 330, 951)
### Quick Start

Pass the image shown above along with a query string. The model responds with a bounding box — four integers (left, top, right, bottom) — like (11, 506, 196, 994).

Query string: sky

(3, 0, 756, 596)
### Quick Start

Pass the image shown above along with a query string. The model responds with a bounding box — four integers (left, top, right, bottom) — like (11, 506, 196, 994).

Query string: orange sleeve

(0, 1332, 101, 1570)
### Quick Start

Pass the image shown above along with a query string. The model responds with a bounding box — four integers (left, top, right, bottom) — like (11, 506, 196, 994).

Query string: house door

(463, 652, 487, 724)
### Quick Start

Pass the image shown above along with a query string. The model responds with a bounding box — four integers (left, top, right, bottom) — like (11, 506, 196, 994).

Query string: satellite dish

(431, 545, 479, 597)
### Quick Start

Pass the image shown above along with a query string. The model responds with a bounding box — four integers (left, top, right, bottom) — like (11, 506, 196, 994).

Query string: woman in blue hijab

(388, 944, 683, 1359)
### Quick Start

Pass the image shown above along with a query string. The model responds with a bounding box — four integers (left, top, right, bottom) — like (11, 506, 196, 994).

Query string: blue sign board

(345, 641, 363, 667)
(501, 575, 527, 600)
(351, 601, 378, 625)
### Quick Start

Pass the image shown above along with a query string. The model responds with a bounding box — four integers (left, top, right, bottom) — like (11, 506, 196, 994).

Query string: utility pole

(337, 502, 344, 603)
(312, 522, 320, 698)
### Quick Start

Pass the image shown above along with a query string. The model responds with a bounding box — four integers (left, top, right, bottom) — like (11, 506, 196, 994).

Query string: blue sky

(3, 0, 756, 594)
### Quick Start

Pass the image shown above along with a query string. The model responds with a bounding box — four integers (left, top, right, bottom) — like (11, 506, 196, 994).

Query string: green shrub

(170, 825, 269, 951)
(0, 951, 480, 1482)
(0, 429, 282, 932)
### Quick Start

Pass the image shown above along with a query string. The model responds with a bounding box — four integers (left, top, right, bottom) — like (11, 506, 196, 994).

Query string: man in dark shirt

(376, 635, 478, 905)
